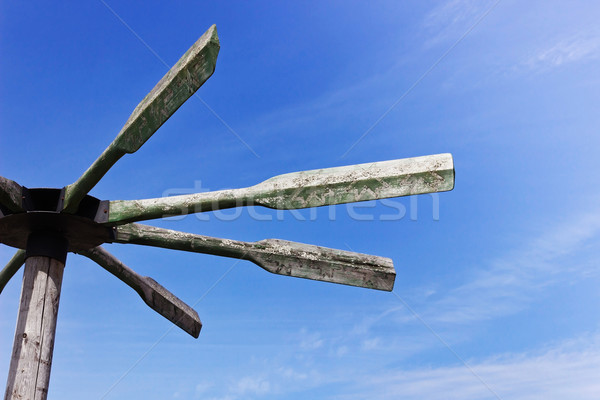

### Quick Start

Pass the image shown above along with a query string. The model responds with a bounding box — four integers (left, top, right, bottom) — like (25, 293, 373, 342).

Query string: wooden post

(4, 256, 65, 400)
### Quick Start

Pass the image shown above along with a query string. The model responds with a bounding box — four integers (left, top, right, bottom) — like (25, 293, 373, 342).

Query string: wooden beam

(0, 176, 24, 213)
(4, 256, 64, 400)
(107, 153, 454, 225)
(0, 249, 25, 295)
(115, 224, 396, 291)
(79, 246, 201, 338)
(63, 25, 220, 212)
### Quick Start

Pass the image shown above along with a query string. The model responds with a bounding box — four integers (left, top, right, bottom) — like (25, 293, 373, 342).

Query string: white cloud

(194, 382, 213, 397)
(393, 211, 600, 326)
(525, 34, 600, 71)
(278, 367, 308, 381)
(205, 376, 272, 400)
(422, 0, 494, 49)
(160, 202, 600, 400)
(340, 209, 600, 358)
(190, 332, 600, 400)
(351, 305, 406, 336)
(231, 376, 271, 397)
(362, 337, 381, 351)
(336, 346, 348, 357)
(298, 328, 324, 350)
(336, 332, 600, 400)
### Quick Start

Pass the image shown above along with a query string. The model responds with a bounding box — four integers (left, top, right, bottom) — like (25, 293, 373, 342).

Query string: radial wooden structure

(0, 25, 454, 399)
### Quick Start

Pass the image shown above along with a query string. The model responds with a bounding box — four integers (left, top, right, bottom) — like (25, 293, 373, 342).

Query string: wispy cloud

(231, 376, 271, 397)
(342, 209, 600, 357)
(194, 382, 213, 398)
(202, 367, 325, 400)
(203, 376, 271, 400)
(525, 34, 600, 71)
(245, 67, 403, 148)
(170, 208, 600, 399)
(422, 0, 496, 48)
(190, 331, 600, 400)
(336, 332, 600, 400)
(361, 337, 381, 350)
(424, 210, 600, 324)
(298, 328, 324, 350)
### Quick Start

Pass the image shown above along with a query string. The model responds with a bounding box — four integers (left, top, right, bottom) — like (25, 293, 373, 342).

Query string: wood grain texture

(0, 249, 25, 295)
(4, 256, 65, 400)
(107, 153, 454, 224)
(115, 224, 396, 291)
(63, 25, 220, 212)
(0, 176, 24, 213)
(79, 246, 201, 337)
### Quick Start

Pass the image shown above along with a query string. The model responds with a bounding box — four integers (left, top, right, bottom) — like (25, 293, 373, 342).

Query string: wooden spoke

(63, 25, 220, 212)
(107, 153, 454, 224)
(114, 223, 396, 291)
(0, 176, 24, 213)
(0, 249, 25, 295)
(79, 246, 201, 338)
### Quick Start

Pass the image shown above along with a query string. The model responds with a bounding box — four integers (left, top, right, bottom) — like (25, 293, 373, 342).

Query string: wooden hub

(0, 188, 113, 253)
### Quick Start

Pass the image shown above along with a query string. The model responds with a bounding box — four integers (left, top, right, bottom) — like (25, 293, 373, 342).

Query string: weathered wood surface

(63, 25, 220, 212)
(80, 246, 201, 337)
(107, 153, 454, 225)
(4, 256, 65, 400)
(0, 249, 25, 295)
(115, 224, 396, 291)
(0, 176, 24, 213)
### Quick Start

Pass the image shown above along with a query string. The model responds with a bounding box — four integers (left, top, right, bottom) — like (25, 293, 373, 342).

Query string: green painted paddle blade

(0, 249, 25, 295)
(114, 223, 396, 291)
(80, 246, 201, 338)
(106, 153, 454, 224)
(111, 25, 219, 154)
(251, 153, 454, 209)
(63, 25, 220, 212)
(0, 176, 24, 212)
(249, 239, 395, 291)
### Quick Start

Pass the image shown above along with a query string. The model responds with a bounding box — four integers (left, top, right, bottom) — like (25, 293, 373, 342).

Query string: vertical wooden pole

(4, 256, 65, 400)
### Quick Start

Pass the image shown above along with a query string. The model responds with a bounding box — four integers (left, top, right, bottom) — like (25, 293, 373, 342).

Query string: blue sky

(1, 1, 600, 399)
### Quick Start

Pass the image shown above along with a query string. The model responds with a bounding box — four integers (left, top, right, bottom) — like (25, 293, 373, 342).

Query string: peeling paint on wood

(115, 224, 396, 291)
(79, 246, 201, 338)
(0, 249, 25, 295)
(107, 153, 454, 224)
(63, 25, 220, 212)
(254, 153, 454, 209)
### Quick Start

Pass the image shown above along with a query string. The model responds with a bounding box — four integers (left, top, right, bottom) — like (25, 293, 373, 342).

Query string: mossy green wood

(107, 153, 454, 225)
(115, 223, 396, 291)
(0, 177, 24, 213)
(63, 25, 220, 213)
(0, 249, 25, 295)
(80, 246, 201, 337)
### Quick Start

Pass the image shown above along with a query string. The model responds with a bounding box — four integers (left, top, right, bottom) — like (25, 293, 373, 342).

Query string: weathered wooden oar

(0, 176, 24, 213)
(114, 223, 396, 291)
(0, 249, 25, 295)
(63, 25, 220, 212)
(107, 153, 454, 224)
(79, 246, 201, 337)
